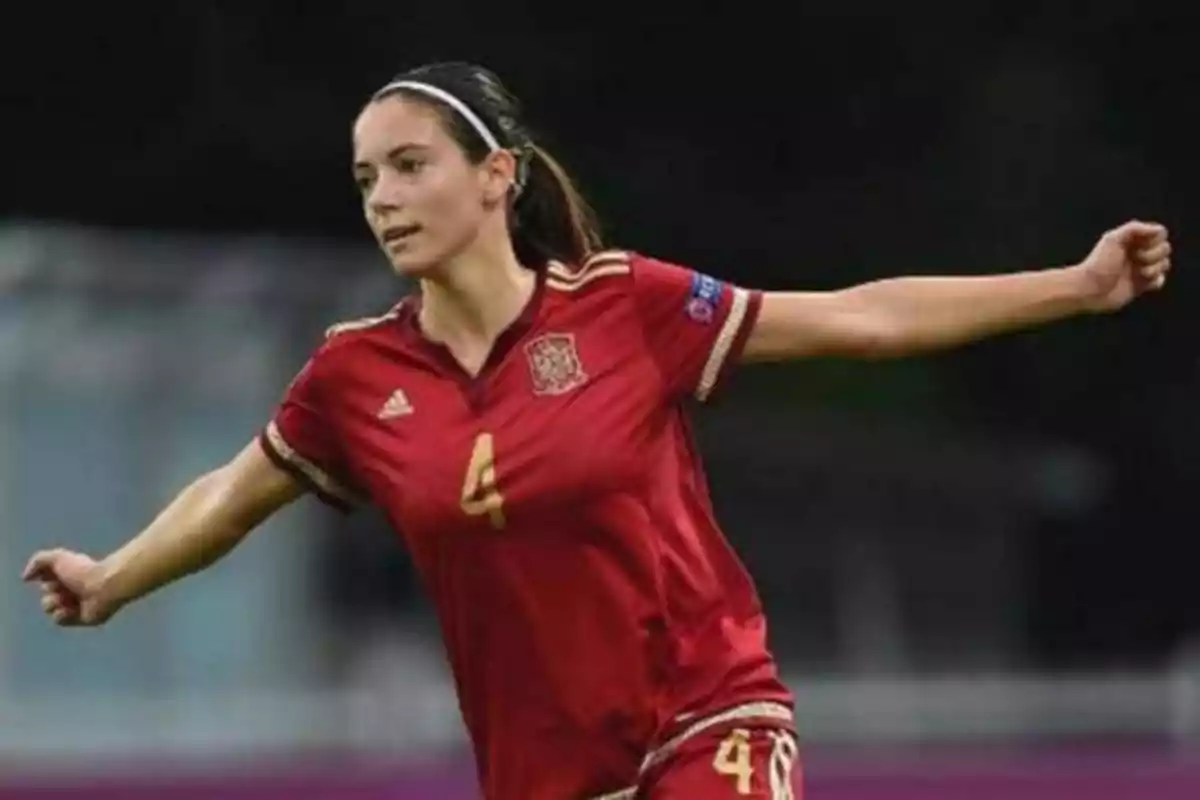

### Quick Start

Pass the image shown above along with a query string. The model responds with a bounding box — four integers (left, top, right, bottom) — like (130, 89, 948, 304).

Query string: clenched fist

(1079, 220, 1173, 313)
(22, 549, 112, 627)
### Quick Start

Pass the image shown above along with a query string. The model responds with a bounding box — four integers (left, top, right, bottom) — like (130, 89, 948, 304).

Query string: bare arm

(745, 266, 1093, 361)
(25, 440, 305, 625)
(95, 440, 304, 610)
(742, 221, 1172, 363)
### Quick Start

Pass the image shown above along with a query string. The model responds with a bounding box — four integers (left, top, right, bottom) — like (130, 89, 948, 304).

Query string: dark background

(6, 4, 1197, 671)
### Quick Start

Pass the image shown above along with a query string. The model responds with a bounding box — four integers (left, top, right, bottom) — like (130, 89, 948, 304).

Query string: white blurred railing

(5, 666, 1200, 766)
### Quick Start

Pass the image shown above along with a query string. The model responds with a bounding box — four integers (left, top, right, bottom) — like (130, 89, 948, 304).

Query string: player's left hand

(1078, 220, 1172, 313)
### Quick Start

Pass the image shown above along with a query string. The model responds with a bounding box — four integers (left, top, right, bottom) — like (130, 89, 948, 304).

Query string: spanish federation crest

(524, 333, 588, 396)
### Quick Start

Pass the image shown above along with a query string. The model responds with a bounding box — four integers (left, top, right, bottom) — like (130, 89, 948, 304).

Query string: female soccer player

(23, 62, 1172, 800)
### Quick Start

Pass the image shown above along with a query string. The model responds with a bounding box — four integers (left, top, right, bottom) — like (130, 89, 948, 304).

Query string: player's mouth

(381, 224, 421, 248)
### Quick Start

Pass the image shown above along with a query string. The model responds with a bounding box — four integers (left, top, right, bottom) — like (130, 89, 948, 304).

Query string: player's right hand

(22, 548, 110, 627)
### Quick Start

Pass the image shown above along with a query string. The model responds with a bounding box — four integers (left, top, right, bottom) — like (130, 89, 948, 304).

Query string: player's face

(352, 97, 492, 277)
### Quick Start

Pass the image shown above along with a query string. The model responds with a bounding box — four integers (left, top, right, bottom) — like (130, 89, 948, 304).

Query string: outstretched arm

(23, 440, 304, 626)
(743, 220, 1172, 362)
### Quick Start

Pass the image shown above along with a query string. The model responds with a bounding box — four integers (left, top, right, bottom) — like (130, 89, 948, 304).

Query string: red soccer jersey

(260, 251, 795, 799)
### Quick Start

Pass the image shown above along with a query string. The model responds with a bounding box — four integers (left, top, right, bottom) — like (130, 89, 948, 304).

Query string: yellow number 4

(461, 433, 505, 530)
(713, 728, 754, 795)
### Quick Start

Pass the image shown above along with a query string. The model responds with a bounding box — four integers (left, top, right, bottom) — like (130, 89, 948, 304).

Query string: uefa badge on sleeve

(525, 333, 588, 396)
(686, 272, 723, 324)
(686, 296, 715, 324)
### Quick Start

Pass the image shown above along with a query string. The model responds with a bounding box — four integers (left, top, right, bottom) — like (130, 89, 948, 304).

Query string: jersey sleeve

(630, 254, 763, 403)
(259, 353, 364, 512)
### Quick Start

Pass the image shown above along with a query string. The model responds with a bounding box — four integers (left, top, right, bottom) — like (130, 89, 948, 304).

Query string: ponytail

(512, 145, 604, 268)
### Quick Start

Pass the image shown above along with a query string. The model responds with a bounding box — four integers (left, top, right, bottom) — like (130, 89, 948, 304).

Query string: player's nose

(365, 170, 406, 212)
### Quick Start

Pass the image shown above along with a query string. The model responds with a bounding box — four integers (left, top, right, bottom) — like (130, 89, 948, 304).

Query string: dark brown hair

(372, 62, 603, 268)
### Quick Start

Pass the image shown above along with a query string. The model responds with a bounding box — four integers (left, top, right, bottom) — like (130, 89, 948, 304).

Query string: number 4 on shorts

(712, 728, 753, 794)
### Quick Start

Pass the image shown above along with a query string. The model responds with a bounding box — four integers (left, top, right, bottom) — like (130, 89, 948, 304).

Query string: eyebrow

(353, 143, 427, 170)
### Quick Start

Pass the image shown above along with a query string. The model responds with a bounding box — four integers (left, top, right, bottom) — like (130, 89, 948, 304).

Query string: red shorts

(638, 724, 802, 799)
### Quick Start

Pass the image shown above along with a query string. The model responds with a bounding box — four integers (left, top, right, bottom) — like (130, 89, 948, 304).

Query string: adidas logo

(377, 389, 413, 419)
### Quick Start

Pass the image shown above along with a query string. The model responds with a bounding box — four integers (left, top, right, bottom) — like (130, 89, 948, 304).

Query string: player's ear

(480, 149, 519, 207)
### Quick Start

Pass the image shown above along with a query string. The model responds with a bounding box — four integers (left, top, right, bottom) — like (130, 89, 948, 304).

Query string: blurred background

(3, 4, 1200, 798)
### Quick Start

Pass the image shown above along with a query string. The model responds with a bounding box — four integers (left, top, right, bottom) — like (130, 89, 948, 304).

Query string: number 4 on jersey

(460, 432, 506, 530)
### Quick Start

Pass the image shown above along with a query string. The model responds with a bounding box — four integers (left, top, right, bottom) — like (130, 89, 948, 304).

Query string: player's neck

(418, 245, 536, 350)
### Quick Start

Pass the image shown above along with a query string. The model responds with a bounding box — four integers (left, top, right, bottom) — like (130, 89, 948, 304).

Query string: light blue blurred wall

(0, 222, 401, 704)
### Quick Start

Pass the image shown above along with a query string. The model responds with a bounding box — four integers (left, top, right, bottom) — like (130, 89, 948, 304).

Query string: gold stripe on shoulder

(547, 250, 631, 279)
(583, 249, 631, 268)
(546, 263, 630, 292)
(546, 251, 631, 292)
(324, 307, 401, 339)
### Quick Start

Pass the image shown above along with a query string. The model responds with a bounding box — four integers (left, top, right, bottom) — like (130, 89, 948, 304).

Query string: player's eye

(394, 157, 425, 174)
(354, 173, 375, 192)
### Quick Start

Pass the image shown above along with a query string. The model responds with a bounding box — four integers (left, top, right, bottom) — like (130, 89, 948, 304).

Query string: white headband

(377, 80, 503, 153)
